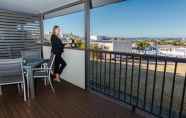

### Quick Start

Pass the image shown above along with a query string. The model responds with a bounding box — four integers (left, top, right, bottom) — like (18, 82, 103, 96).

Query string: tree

(135, 40, 150, 50)
(73, 38, 85, 49)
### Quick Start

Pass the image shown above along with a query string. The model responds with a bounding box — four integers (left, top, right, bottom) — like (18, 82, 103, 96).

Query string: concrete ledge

(43, 46, 85, 89)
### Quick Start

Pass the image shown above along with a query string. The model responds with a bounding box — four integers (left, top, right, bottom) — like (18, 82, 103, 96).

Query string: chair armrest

(42, 59, 50, 63)
(40, 59, 50, 68)
(32, 68, 51, 71)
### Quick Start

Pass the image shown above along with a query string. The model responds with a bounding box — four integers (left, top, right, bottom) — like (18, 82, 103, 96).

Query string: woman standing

(51, 25, 66, 82)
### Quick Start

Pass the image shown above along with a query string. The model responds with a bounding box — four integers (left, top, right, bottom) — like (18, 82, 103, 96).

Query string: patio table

(24, 59, 46, 99)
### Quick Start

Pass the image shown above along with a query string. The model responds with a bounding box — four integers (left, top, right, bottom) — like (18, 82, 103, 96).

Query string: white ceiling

(0, 0, 79, 14)
(0, 0, 123, 18)
(44, 0, 123, 19)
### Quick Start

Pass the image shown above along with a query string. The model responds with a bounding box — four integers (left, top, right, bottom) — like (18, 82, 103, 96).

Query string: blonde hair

(52, 25, 60, 36)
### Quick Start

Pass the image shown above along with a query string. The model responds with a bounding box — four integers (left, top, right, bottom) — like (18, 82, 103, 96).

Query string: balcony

(0, 79, 142, 118)
(38, 47, 186, 118)
(1, 47, 186, 118)
(0, 0, 186, 118)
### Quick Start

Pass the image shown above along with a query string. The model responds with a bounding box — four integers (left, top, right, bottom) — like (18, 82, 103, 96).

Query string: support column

(40, 14, 44, 58)
(84, 0, 91, 90)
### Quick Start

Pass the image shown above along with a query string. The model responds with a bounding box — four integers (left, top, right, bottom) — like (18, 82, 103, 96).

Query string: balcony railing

(88, 49, 186, 118)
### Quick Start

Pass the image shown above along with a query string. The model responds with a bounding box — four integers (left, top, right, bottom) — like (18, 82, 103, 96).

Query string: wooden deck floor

(0, 80, 144, 118)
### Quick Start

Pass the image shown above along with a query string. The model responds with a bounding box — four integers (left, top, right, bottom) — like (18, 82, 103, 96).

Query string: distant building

(91, 39, 132, 53)
(90, 35, 111, 41)
(91, 40, 113, 51)
(143, 44, 186, 57)
(158, 45, 186, 57)
(90, 35, 98, 40)
(113, 39, 132, 53)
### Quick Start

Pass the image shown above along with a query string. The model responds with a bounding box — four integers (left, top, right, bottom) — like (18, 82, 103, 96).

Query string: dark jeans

(54, 54, 66, 75)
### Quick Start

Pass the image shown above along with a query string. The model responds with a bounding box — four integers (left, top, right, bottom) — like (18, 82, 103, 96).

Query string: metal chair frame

(32, 54, 56, 93)
(0, 58, 27, 101)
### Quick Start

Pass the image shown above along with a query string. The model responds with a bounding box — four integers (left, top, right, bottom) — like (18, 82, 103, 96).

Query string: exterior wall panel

(0, 10, 41, 59)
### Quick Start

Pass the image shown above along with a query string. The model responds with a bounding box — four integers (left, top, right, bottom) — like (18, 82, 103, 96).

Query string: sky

(44, 0, 186, 38)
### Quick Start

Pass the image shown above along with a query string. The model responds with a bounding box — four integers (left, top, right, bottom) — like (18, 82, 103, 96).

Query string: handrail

(87, 49, 186, 118)
(88, 49, 186, 63)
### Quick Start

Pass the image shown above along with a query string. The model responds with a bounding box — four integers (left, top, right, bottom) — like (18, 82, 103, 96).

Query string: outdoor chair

(32, 54, 56, 93)
(0, 58, 27, 101)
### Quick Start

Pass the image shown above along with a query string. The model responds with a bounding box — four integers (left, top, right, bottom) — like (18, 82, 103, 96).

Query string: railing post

(84, 0, 91, 90)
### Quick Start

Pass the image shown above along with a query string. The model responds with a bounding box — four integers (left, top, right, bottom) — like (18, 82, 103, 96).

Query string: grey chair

(0, 58, 27, 101)
(32, 54, 56, 93)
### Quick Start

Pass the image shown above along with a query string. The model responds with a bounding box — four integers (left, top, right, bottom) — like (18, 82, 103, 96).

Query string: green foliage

(172, 40, 182, 46)
(90, 43, 99, 50)
(158, 40, 170, 45)
(135, 40, 150, 50)
(134, 39, 186, 49)
(67, 32, 85, 49)
(74, 39, 85, 49)
(158, 39, 186, 46)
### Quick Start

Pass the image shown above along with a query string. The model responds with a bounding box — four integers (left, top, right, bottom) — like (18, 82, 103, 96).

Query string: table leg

(0, 86, 2, 96)
(29, 66, 35, 99)
(26, 70, 30, 100)
(26, 66, 35, 99)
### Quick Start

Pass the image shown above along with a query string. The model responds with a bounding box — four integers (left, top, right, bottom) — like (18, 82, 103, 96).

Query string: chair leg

(48, 75, 55, 93)
(17, 84, 21, 94)
(26, 73, 30, 100)
(44, 78, 47, 86)
(0, 86, 2, 96)
(23, 82, 27, 101)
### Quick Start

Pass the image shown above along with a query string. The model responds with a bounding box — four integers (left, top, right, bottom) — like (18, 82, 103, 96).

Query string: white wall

(43, 46, 85, 89)
(43, 46, 51, 59)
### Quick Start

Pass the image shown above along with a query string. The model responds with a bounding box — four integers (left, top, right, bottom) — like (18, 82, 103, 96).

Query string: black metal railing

(87, 49, 186, 118)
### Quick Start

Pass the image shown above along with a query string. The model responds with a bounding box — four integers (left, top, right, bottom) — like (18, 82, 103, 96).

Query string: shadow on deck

(0, 80, 144, 118)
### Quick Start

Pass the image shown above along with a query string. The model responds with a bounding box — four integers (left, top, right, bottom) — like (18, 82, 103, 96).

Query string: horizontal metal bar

(0, 28, 40, 33)
(0, 28, 39, 32)
(0, 38, 38, 40)
(0, 14, 39, 20)
(0, 81, 24, 86)
(0, 32, 40, 35)
(0, 24, 40, 28)
(0, 21, 39, 26)
(0, 36, 40, 38)
(1, 42, 40, 46)
(0, 19, 39, 25)
(0, 25, 40, 29)
(0, 44, 41, 47)
(0, 40, 38, 43)
(0, 31, 40, 35)
(89, 49, 186, 63)
(0, 18, 39, 24)
(0, 9, 39, 18)
(0, 34, 40, 37)
(0, 45, 39, 48)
